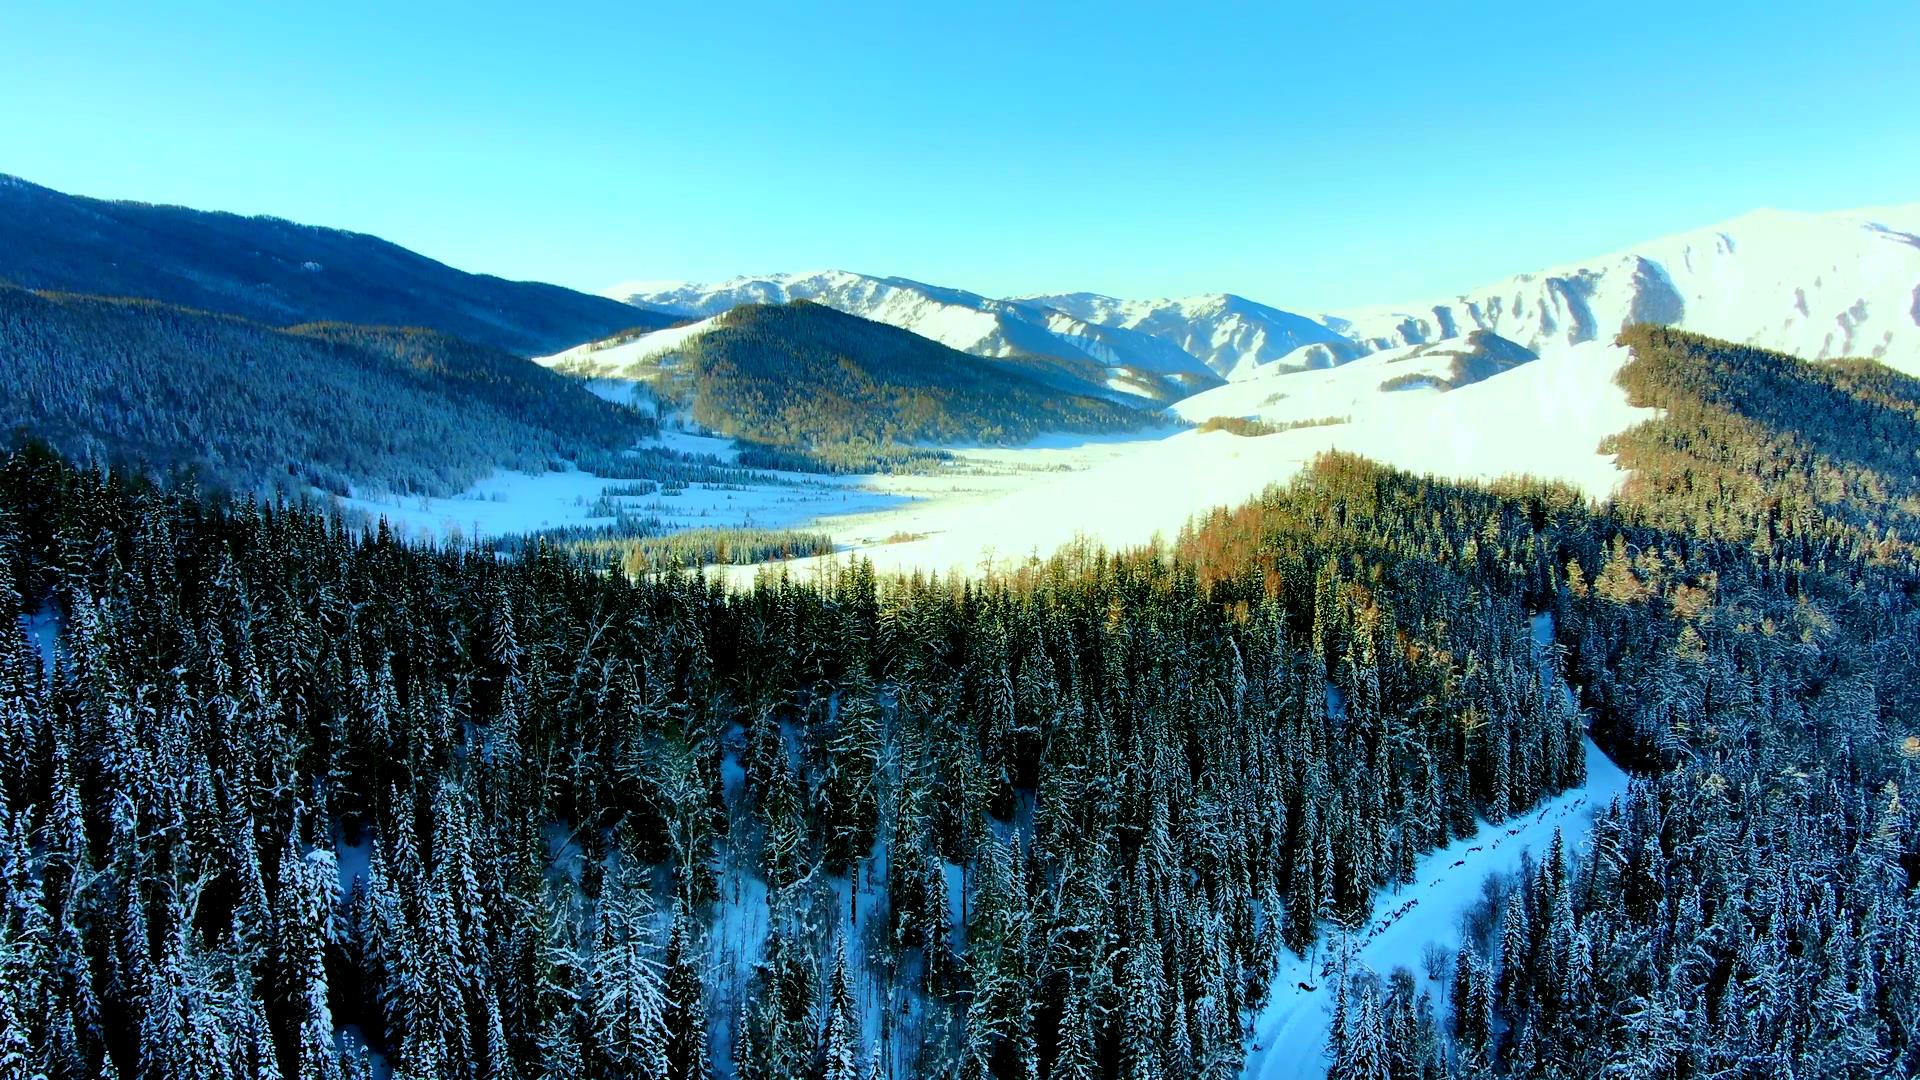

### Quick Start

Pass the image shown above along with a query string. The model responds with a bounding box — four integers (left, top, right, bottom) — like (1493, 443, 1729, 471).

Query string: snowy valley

(6, 168, 1920, 1080)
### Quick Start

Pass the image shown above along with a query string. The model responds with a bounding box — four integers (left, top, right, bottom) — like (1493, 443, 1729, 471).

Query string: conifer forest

(1, 326, 1916, 1080)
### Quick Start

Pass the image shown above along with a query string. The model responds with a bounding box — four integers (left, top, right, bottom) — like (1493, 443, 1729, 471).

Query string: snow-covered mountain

(607, 202, 1920, 415)
(1314, 204, 1920, 372)
(606, 270, 1223, 402)
(1018, 291, 1351, 379)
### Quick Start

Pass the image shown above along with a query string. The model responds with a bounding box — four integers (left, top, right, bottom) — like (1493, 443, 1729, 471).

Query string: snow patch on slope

(716, 340, 1651, 583)
(533, 316, 719, 378)
(1173, 333, 1537, 427)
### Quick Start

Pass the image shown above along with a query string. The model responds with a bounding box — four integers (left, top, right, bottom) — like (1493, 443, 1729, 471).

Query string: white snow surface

(333, 429, 903, 546)
(719, 341, 1650, 583)
(1170, 333, 1538, 427)
(531, 316, 719, 378)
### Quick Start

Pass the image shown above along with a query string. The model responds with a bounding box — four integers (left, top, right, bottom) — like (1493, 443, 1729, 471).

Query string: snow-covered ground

(533, 316, 719, 378)
(719, 341, 1651, 581)
(343, 335, 1651, 584)
(333, 430, 904, 545)
(1168, 333, 1535, 426)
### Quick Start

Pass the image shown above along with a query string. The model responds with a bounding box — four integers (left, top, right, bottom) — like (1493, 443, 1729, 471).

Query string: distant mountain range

(607, 270, 1223, 402)
(1017, 291, 1351, 379)
(0, 172, 674, 356)
(614, 203, 1920, 386)
(3, 166, 1917, 504)
(1315, 205, 1920, 370)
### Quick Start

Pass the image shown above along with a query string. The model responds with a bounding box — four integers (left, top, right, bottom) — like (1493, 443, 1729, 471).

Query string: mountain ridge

(607, 269, 1223, 402)
(543, 299, 1153, 470)
(0, 284, 649, 495)
(612, 202, 1920, 394)
(0, 171, 676, 356)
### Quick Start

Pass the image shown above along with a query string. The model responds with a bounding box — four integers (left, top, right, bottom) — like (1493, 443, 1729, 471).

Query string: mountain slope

(1320, 204, 1920, 369)
(1020, 291, 1351, 378)
(571, 300, 1150, 462)
(1170, 331, 1539, 425)
(0, 172, 674, 355)
(607, 270, 1223, 401)
(1604, 322, 1920, 551)
(0, 285, 649, 495)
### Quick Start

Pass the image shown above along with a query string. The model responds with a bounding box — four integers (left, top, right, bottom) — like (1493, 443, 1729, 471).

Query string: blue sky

(4, 1, 1917, 310)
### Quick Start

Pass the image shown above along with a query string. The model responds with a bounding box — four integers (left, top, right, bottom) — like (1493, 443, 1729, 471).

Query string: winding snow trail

(1242, 739, 1627, 1078)
(1242, 615, 1630, 1078)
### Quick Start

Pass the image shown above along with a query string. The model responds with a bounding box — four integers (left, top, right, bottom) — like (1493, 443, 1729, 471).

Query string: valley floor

(332, 429, 906, 544)
(734, 341, 1651, 579)
(337, 341, 1648, 583)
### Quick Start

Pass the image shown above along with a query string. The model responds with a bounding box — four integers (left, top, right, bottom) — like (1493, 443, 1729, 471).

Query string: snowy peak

(609, 271, 1223, 402)
(607, 200, 1920, 411)
(1321, 204, 1920, 372)
(1023, 290, 1351, 378)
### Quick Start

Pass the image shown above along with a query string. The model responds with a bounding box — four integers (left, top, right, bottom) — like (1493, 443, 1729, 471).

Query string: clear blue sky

(4, 1, 1917, 310)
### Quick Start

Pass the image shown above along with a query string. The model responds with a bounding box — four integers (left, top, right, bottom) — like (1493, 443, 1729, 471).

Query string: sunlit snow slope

(1171, 332, 1539, 426)
(533, 316, 720, 379)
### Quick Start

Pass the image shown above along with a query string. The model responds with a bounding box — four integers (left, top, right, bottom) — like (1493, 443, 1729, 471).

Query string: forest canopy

(661, 301, 1154, 455)
(0, 326, 1914, 1080)
(0, 285, 654, 497)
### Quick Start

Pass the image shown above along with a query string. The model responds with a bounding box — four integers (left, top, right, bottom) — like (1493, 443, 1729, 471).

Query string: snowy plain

(715, 340, 1651, 583)
(337, 338, 1652, 578)
(333, 428, 907, 546)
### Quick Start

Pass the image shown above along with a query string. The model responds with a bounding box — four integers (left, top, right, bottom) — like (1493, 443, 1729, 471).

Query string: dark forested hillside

(0, 325, 1915, 1080)
(662, 301, 1152, 463)
(0, 285, 651, 495)
(0, 173, 672, 355)
(1606, 323, 1920, 559)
